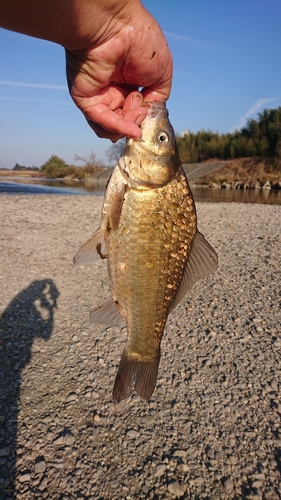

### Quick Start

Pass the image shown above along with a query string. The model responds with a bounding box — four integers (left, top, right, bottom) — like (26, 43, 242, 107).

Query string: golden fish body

(74, 101, 218, 402)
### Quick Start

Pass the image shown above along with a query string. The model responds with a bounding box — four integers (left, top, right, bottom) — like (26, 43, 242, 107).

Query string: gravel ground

(0, 195, 281, 500)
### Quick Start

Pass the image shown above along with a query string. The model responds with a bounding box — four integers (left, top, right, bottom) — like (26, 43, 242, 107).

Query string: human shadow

(0, 279, 59, 499)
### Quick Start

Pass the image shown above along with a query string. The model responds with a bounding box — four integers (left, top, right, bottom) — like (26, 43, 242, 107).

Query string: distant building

(181, 131, 190, 137)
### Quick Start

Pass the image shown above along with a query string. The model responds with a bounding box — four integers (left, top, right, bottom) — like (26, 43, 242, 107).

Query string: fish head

(120, 101, 179, 188)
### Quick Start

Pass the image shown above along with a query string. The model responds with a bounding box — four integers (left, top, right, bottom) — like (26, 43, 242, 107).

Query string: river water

(0, 177, 281, 204)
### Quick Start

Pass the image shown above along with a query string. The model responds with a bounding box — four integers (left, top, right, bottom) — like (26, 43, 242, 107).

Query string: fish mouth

(144, 100, 168, 116)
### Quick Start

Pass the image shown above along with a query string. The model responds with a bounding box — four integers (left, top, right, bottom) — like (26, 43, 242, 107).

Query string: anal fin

(113, 348, 160, 403)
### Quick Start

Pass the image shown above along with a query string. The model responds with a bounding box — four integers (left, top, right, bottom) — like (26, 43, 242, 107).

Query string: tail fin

(113, 348, 160, 403)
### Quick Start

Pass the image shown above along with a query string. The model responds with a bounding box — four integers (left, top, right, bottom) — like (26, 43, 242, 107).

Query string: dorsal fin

(73, 227, 107, 266)
(170, 231, 218, 313)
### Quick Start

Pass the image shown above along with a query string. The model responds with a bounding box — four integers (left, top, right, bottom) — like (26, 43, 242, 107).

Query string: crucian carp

(74, 100, 218, 403)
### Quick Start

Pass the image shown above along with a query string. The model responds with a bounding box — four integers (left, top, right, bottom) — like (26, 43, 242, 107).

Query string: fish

(74, 100, 218, 403)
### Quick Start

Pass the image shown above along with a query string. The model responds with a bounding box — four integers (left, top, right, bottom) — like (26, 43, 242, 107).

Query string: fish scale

(105, 166, 197, 362)
(73, 100, 218, 403)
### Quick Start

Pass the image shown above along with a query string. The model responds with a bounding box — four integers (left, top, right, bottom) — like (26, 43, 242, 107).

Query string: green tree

(176, 106, 281, 163)
(41, 155, 76, 178)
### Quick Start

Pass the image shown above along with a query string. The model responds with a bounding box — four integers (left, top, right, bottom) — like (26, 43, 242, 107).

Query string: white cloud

(0, 80, 67, 90)
(230, 98, 281, 132)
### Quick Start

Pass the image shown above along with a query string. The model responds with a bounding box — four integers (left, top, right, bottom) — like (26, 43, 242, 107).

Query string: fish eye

(157, 131, 170, 144)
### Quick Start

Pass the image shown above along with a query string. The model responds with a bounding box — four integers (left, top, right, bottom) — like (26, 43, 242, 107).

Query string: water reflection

(192, 186, 281, 204)
(0, 178, 107, 196)
(0, 177, 281, 204)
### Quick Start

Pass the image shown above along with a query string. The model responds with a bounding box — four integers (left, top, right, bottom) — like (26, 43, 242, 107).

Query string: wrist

(0, 0, 141, 50)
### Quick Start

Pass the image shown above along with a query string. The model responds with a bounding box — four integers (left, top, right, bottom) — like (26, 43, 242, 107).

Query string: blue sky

(1, 0, 281, 169)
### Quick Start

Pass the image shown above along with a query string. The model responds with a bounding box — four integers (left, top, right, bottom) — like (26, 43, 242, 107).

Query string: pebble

(172, 449, 187, 458)
(126, 429, 139, 439)
(206, 447, 215, 459)
(0, 448, 10, 457)
(109, 479, 118, 488)
(1, 198, 281, 500)
(38, 477, 48, 491)
(214, 451, 223, 461)
(66, 392, 78, 403)
(18, 472, 31, 483)
(167, 480, 185, 497)
(34, 458, 46, 474)
(155, 464, 166, 477)
(223, 478, 234, 491)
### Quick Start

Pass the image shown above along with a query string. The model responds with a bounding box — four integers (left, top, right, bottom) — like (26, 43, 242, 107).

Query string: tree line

(13, 153, 109, 179)
(12, 145, 122, 178)
(177, 106, 281, 166)
(12, 106, 281, 174)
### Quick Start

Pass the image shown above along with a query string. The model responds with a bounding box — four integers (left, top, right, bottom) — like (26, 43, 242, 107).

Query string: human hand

(65, 1, 173, 142)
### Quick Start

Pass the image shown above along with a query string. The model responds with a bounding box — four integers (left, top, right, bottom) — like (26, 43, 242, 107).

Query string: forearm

(0, 0, 133, 50)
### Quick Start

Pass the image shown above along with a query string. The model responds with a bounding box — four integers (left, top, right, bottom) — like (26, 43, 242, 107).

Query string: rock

(252, 480, 263, 488)
(177, 463, 189, 472)
(262, 180, 271, 189)
(35, 458, 46, 474)
(206, 447, 215, 459)
(53, 436, 64, 446)
(223, 478, 234, 491)
(173, 449, 187, 458)
(0, 447, 10, 457)
(155, 464, 166, 477)
(193, 477, 204, 485)
(38, 477, 48, 491)
(167, 480, 185, 497)
(126, 429, 139, 439)
(254, 182, 261, 189)
(131, 394, 141, 403)
(63, 433, 75, 445)
(214, 451, 223, 461)
(19, 472, 31, 483)
(66, 392, 78, 403)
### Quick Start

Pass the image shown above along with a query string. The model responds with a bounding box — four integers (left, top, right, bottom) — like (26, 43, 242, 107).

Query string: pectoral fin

(89, 297, 125, 327)
(73, 227, 107, 265)
(107, 182, 125, 231)
(170, 231, 218, 313)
